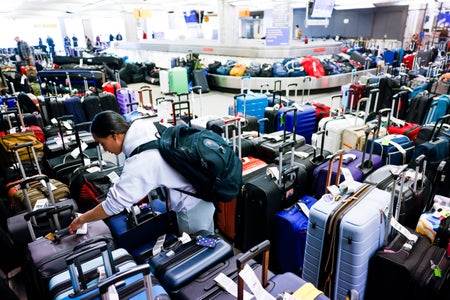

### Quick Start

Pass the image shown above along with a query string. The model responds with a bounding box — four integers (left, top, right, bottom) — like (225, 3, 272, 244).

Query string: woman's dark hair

(90, 110, 130, 138)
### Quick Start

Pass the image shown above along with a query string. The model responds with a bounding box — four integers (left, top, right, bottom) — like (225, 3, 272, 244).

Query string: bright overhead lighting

(334, 4, 375, 10)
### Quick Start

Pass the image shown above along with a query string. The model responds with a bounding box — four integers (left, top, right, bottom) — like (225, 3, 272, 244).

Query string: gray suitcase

(302, 150, 392, 299)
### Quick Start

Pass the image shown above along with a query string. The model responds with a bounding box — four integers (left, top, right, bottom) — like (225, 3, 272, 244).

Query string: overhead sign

(265, 27, 290, 46)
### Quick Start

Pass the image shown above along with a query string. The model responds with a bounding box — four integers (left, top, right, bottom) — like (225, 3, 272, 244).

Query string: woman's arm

(67, 203, 110, 234)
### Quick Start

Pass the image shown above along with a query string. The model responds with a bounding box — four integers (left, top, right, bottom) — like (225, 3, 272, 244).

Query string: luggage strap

(292, 282, 324, 300)
(322, 183, 373, 296)
(388, 140, 407, 164)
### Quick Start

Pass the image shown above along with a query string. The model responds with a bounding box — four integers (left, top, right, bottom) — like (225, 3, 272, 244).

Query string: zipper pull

(430, 260, 442, 278)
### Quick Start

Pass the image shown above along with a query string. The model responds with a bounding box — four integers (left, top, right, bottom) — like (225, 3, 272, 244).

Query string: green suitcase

(169, 67, 189, 94)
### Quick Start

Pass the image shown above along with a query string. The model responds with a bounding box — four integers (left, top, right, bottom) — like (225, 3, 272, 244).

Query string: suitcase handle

(359, 123, 378, 171)
(331, 94, 344, 117)
(237, 240, 270, 300)
(66, 240, 117, 293)
(368, 88, 380, 112)
(98, 264, 153, 300)
(287, 83, 298, 99)
(138, 87, 153, 109)
(345, 88, 355, 113)
(391, 90, 408, 119)
(302, 76, 312, 104)
(377, 108, 392, 137)
(172, 100, 191, 126)
(430, 113, 450, 142)
(325, 149, 344, 195)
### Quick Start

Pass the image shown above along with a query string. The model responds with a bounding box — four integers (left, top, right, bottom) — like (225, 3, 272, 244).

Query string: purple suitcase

(116, 88, 138, 114)
(312, 149, 383, 199)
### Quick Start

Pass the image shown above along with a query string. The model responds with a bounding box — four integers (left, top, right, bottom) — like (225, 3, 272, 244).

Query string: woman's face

(94, 133, 124, 155)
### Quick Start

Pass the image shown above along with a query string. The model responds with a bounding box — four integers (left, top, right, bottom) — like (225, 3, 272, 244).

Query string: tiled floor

(3, 81, 342, 299)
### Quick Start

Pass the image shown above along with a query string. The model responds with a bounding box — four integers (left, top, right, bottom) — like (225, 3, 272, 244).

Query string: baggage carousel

(110, 39, 378, 92)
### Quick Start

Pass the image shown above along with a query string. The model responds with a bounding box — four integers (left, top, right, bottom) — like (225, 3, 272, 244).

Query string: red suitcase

(388, 92, 422, 141)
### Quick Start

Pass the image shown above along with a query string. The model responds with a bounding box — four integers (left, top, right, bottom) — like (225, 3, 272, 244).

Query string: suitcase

(104, 186, 180, 263)
(303, 174, 392, 300)
(412, 114, 450, 179)
(101, 81, 121, 95)
(192, 69, 209, 93)
(81, 94, 103, 121)
(276, 104, 316, 144)
(365, 228, 450, 300)
(25, 206, 114, 299)
(49, 243, 135, 300)
(406, 93, 433, 125)
(388, 92, 422, 141)
(168, 67, 189, 95)
(234, 135, 308, 252)
(255, 109, 306, 163)
(49, 241, 170, 300)
(272, 195, 317, 275)
(177, 252, 275, 300)
(209, 240, 331, 300)
(137, 86, 154, 109)
(116, 88, 138, 115)
(423, 94, 450, 125)
(97, 264, 170, 300)
(159, 70, 170, 95)
(364, 155, 432, 229)
(98, 92, 121, 114)
(147, 230, 234, 295)
(63, 95, 86, 124)
(215, 118, 268, 241)
(366, 109, 415, 165)
(233, 92, 269, 131)
(314, 95, 366, 153)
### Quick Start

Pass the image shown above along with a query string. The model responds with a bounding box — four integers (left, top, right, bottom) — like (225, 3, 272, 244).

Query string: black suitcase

(81, 94, 103, 121)
(177, 249, 275, 300)
(365, 228, 450, 300)
(234, 139, 308, 252)
(364, 155, 432, 229)
(99, 92, 121, 113)
(192, 69, 209, 93)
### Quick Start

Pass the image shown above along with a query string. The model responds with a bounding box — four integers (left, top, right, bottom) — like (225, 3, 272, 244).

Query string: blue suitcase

(97, 264, 170, 300)
(63, 95, 86, 124)
(104, 187, 180, 263)
(147, 231, 234, 296)
(366, 133, 415, 165)
(302, 180, 392, 300)
(423, 94, 450, 125)
(49, 241, 170, 300)
(272, 195, 317, 275)
(233, 92, 269, 131)
(276, 105, 316, 144)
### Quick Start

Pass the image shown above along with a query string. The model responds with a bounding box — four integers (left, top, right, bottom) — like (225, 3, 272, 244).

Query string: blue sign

(265, 27, 290, 46)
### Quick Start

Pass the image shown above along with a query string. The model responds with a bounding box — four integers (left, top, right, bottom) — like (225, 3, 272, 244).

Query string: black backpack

(130, 122, 243, 203)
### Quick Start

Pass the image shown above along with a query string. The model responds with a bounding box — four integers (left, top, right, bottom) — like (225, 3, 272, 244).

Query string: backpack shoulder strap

(129, 121, 170, 158)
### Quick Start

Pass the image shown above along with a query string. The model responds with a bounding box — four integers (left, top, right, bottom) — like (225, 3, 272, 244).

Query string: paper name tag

(239, 264, 276, 300)
(152, 234, 166, 256)
(107, 171, 120, 184)
(214, 273, 253, 300)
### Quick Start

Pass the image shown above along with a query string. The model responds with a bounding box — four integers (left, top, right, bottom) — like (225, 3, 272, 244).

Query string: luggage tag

(214, 272, 254, 300)
(239, 264, 276, 300)
(107, 171, 120, 184)
(196, 236, 217, 248)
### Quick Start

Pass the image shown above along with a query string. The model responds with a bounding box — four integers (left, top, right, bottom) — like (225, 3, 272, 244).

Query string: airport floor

(2, 81, 342, 299)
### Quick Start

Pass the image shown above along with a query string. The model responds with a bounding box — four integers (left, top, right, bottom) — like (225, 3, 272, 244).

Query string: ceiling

(0, 0, 445, 19)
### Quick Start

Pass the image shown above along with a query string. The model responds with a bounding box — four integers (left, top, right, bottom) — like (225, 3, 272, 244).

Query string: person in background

(63, 35, 71, 56)
(46, 35, 55, 57)
(67, 111, 215, 235)
(72, 34, 78, 48)
(85, 36, 94, 53)
(14, 36, 34, 66)
(295, 24, 303, 40)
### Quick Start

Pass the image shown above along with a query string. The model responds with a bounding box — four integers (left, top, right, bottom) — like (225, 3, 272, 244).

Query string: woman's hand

(68, 216, 84, 234)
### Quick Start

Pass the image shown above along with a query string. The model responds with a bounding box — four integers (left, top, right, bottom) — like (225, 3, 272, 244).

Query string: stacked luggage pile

(0, 56, 450, 300)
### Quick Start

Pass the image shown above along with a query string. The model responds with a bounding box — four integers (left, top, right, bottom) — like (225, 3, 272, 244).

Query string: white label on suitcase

(107, 171, 120, 184)
(214, 272, 253, 300)
(240, 264, 275, 300)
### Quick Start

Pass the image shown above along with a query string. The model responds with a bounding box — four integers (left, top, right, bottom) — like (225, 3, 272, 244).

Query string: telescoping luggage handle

(127, 185, 174, 229)
(137, 87, 154, 109)
(377, 108, 392, 137)
(301, 76, 312, 104)
(65, 240, 118, 295)
(11, 141, 43, 178)
(98, 263, 153, 300)
(358, 123, 378, 174)
(325, 149, 344, 195)
(236, 240, 271, 300)
(429, 113, 450, 142)
(391, 90, 409, 119)
(191, 85, 203, 117)
(277, 106, 298, 187)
